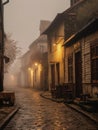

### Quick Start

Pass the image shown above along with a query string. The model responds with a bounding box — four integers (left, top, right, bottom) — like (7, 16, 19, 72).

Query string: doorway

(56, 63, 60, 84)
(51, 64, 55, 89)
(75, 51, 82, 97)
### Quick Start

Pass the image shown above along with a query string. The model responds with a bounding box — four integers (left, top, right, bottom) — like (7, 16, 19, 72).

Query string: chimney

(39, 20, 50, 35)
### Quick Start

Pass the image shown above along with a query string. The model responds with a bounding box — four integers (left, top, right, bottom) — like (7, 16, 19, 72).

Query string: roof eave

(64, 18, 98, 47)
(42, 0, 86, 35)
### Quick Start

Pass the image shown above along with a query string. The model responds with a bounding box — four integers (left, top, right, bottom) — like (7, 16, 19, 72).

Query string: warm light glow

(53, 43, 56, 46)
(31, 69, 33, 72)
(35, 63, 38, 66)
(28, 67, 31, 71)
(39, 65, 42, 71)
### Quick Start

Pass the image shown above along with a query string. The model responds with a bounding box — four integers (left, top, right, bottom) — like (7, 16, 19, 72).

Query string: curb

(65, 103, 98, 124)
(0, 107, 19, 130)
(40, 93, 98, 124)
(40, 93, 63, 103)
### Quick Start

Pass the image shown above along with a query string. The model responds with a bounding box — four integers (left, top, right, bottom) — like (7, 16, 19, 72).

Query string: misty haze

(0, 0, 98, 130)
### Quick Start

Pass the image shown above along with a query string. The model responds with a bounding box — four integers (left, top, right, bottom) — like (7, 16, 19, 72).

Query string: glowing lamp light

(35, 63, 38, 66)
(28, 67, 31, 71)
(53, 43, 56, 46)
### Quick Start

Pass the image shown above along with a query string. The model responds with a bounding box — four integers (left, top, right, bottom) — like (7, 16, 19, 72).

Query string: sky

(4, 0, 70, 54)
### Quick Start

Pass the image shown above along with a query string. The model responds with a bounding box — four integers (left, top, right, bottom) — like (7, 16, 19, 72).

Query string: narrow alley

(4, 86, 98, 130)
(0, 0, 98, 130)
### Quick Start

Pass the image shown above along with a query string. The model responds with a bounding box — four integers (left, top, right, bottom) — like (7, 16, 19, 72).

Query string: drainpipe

(0, 0, 9, 91)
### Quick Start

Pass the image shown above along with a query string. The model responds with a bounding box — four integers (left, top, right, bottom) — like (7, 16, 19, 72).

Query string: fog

(4, 0, 70, 88)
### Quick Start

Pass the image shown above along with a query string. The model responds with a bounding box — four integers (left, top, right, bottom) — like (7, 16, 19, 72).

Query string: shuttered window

(91, 40, 98, 83)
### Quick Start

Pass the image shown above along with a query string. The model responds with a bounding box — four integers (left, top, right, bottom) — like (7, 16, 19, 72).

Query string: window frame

(91, 39, 98, 83)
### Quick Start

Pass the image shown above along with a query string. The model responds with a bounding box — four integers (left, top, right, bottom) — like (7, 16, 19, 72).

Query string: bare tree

(4, 34, 21, 72)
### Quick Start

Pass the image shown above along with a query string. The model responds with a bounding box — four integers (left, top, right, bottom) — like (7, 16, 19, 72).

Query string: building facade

(64, 0, 98, 99)
(20, 50, 32, 87)
(28, 34, 48, 90)
(0, 0, 9, 91)
(64, 18, 98, 98)
(0, 0, 4, 91)
(43, 0, 98, 99)
(20, 20, 50, 90)
(44, 16, 65, 91)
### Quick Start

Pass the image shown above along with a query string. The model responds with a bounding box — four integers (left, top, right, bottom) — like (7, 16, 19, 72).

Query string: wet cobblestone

(4, 87, 98, 130)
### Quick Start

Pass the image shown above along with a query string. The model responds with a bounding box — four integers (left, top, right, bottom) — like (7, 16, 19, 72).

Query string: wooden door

(56, 63, 60, 84)
(51, 64, 55, 89)
(75, 51, 82, 97)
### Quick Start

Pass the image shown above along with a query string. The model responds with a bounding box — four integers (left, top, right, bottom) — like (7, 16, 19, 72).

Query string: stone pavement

(1, 89, 98, 130)
(40, 91, 98, 124)
(0, 106, 19, 130)
(4, 87, 98, 130)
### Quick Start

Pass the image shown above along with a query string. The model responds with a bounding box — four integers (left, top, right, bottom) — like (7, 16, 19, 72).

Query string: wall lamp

(35, 63, 38, 66)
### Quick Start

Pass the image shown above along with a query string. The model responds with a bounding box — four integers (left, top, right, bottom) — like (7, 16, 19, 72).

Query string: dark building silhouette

(71, 0, 83, 6)
(0, 0, 9, 91)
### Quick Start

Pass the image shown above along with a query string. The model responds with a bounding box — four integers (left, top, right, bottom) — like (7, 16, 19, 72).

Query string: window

(91, 40, 98, 83)
(68, 54, 73, 82)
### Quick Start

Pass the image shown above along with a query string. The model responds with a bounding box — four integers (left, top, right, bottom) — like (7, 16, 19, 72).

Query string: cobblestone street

(4, 87, 98, 130)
